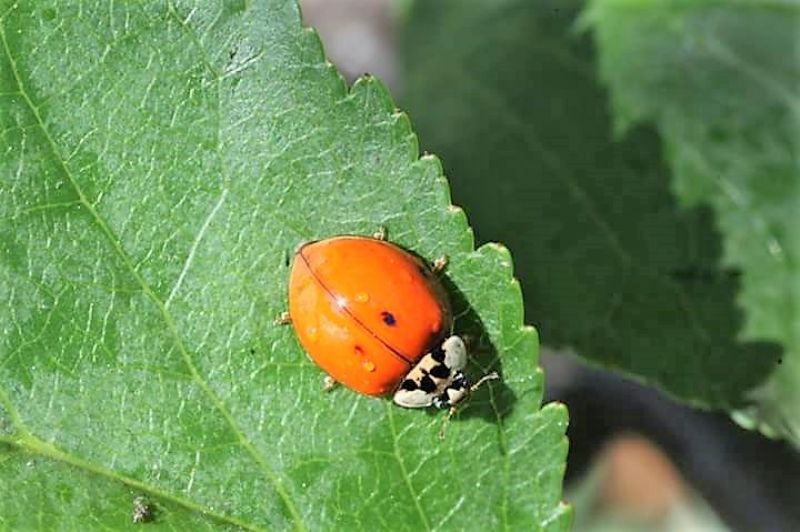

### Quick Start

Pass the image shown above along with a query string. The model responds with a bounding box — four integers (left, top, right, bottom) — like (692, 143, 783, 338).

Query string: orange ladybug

(284, 233, 497, 413)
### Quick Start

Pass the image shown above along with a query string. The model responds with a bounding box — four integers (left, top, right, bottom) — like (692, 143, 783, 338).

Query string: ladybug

(281, 232, 497, 414)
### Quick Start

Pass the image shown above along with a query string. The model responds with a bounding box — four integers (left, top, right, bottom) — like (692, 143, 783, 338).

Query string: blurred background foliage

(303, 0, 800, 530)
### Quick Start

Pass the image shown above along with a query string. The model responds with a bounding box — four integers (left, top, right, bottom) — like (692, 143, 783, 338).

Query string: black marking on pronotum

(430, 364, 450, 379)
(381, 311, 396, 326)
(401, 379, 418, 391)
(430, 345, 446, 363)
(420, 375, 437, 393)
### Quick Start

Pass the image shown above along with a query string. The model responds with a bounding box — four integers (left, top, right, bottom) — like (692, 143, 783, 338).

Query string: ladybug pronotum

(283, 234, 497, 413)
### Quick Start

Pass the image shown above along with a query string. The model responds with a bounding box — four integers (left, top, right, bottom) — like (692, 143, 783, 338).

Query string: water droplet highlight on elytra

(355, 292, 369, 303)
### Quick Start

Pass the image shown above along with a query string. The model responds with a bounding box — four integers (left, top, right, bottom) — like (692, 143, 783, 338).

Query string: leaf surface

(0, 0, 568, 529)
(586, 0, 800, 444)
(401, 0, 781, 417)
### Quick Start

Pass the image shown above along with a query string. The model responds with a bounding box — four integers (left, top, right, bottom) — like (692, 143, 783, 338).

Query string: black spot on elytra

(420, 375, 437, 393)
(401, 379, 418, 391)
(380, 311, 396, 326)
(430, 364, 450, 379)
(430, 345, 446, 363)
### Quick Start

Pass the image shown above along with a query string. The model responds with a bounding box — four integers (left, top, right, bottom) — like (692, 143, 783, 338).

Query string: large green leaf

(586, 0, 800, 444)
(0, 0, 569, 529)
(402, 0, 780, 415)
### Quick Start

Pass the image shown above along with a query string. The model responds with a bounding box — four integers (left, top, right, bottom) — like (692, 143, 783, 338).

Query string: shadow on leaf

(402, 0, 782, 410)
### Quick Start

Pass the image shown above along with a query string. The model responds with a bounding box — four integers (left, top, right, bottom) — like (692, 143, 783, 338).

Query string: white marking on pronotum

(166, 188, 229, 308)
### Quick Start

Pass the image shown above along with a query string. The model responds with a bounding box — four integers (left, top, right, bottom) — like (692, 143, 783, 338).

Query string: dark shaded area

(546, 355, 800, 532)
(401, 0, 794, 528)
(402, 0, 781, 420)
(426, 264, 517, 424)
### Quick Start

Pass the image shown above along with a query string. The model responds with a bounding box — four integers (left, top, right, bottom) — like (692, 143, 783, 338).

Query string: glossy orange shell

(288, 236, 451, 396)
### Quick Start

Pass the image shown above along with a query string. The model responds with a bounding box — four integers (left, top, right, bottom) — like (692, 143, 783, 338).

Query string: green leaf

(0, 0, 569, 529)
(401, 0, 781, 415)
(585, 0, 800, 445)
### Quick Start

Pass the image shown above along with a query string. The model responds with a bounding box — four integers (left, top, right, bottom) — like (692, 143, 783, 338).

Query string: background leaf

(585, 0, 799, 445)
(0, 0, 569, 529)
(401, 0, 781, 416)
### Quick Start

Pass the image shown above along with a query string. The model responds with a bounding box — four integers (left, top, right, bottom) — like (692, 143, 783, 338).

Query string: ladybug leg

(274, 311, 292, 325)
(438, 408, 456, 440)
(322, 375, 339, 393)
(431, 255, 448, 274)
(373, 226, 388, 241)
